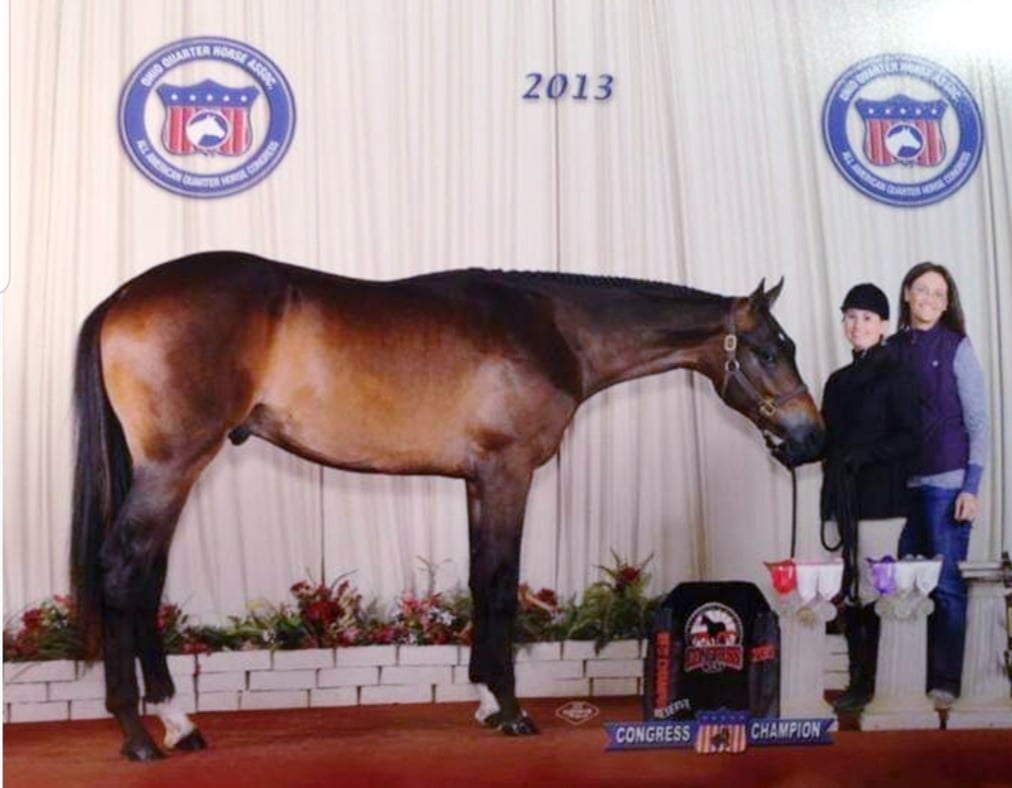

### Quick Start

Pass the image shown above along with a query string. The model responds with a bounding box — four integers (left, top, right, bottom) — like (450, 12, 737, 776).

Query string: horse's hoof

(479, 711, 502, 728)
(172, 729, 208, 751)
(121, 739, 165, 762)
(500, 714, 539, 736)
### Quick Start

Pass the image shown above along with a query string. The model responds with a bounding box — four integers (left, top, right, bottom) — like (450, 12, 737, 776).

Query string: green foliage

(3, 552, 661, 661)
(566, 552, 660, 651)
(3, 596, 82, 661)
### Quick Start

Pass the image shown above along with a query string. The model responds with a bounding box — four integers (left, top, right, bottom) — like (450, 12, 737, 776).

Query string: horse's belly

(257, 317, 576, 476)
(249, 394, 473, 476)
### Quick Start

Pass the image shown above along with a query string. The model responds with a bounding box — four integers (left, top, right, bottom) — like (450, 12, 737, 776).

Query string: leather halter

(718, 305, 809, 425)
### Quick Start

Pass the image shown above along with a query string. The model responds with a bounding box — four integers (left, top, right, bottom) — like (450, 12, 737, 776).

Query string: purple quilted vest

(893, 324, 967, 475)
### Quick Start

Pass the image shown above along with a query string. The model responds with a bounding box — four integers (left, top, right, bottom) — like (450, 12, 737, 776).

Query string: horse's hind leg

(100, 465, 207, 760)
(101, 605, 158, 760)
(135, 554, 206, 751)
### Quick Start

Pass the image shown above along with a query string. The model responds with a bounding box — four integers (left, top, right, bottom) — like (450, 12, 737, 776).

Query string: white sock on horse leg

(474, 684, 501, 724)
(151, 699, 196, 748)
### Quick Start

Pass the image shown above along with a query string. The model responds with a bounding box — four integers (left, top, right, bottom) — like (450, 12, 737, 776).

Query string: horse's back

(257, 264, 581, 474)
(98, 254, 581, 476)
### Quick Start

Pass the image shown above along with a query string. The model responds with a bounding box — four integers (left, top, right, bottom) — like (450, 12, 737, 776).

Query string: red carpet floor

(4, 697, 1011, 788)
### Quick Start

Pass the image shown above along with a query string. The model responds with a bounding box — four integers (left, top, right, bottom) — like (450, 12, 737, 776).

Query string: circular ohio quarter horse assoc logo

(119, 37, 296, 198)
(822, 53, 983, 207)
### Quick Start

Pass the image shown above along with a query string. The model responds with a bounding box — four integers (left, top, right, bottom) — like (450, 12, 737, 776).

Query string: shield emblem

(695, 710, 749, 754)
(854, 94, 947, 167)
(155, 79, 260, 156)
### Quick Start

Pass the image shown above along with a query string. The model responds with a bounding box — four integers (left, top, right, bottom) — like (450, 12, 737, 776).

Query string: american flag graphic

(694, 710, 749, 754)
(854, 95, 947, 167)
(155, 79, 260, 156)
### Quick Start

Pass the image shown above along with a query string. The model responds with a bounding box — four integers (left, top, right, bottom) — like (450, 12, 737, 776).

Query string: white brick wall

(317, 666, 379, 688)
(167, 654, 197, 676)
(196, 691, 240, 712)
(2, 636, 850, 722)
(561, 639, 640, 660)
(198, 671, 246, 692)
(435, 683, 480, 703)
(397, 645, 458, 666)
(516, 676, 591, 698)
(514, 660, 583, 681)
(272, 649, 335, 671)
(4, 683, 47, 703)
(515, 642, 563, 662)
(48, 679, 106, 701)
(241, 690, 309, 710)
(198, 650, 271, 673)
(335, 645, 396, 667)
(248, 668, 318, 691)
(596, 640, 642, 660)
(584, 658, 642, 678)
(9, 701, 70, 723)
(592, 677, 640, 696)
(5, 660, 76, 683)
(360, 683, 432, 705)
(824, 634, 848, 691)
(70, 699, 112, 720)
(380, 665, 453, 686)
(310, 687, 358, 708)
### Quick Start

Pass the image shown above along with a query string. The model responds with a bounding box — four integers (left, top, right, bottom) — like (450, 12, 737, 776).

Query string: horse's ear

(747, 277, 784, 312)
(747, 278, 767, 310)
(765, 277, 785, 309)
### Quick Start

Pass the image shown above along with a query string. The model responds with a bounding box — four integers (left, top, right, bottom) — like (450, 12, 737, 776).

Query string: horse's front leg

(466, 469, 538, 736)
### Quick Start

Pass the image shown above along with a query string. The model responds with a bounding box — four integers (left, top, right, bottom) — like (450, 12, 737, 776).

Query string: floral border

(5, 553, 658, 662)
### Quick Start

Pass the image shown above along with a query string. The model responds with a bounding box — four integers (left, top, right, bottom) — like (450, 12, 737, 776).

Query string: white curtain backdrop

(4, 0, 1010, 623)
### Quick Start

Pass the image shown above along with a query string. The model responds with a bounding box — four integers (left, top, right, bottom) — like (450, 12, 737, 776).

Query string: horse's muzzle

(770, 426, 824, 469)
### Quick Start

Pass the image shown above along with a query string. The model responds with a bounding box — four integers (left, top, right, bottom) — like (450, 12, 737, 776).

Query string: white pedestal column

(861, 591, 938, 730)
(946, 561, 1012, 729)
(765, 559, 842, 722)
(773, 597, 838, 720)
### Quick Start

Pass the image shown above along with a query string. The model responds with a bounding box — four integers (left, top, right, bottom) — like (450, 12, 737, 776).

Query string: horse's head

(713, 279, 824, 468)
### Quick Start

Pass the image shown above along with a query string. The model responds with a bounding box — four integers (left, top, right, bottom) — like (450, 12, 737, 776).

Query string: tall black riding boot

(833, 605, 873, 712)
(858, 603, 881, 696)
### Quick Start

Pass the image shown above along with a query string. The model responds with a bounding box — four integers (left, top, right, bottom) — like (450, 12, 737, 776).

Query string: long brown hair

(897, 261, 966, 335)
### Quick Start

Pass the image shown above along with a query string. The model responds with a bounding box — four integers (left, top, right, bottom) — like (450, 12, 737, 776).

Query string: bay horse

(70, 251, 824, 760)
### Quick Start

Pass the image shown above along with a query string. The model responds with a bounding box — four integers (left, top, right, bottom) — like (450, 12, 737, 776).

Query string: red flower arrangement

(3, 553, 658, 661)
(3, 596, 81, 661)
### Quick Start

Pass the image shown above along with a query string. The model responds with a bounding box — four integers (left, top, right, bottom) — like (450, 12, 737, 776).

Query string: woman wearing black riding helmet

(819, 283, 921, 713)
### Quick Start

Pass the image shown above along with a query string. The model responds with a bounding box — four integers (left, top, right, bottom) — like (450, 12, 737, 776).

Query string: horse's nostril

(802, 428, 826, 459)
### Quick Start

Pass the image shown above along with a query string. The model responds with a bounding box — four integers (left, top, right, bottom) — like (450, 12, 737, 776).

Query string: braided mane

(489, 269, 724, 302)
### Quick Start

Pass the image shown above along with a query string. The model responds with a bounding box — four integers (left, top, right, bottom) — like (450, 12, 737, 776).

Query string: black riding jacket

(819, 341, 921, 521)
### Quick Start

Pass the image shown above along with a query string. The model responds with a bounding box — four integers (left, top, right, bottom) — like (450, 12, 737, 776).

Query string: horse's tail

(71, 296, 132, 661)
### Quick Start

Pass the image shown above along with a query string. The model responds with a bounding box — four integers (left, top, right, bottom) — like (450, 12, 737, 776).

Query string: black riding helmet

(840, 283, 889, 320)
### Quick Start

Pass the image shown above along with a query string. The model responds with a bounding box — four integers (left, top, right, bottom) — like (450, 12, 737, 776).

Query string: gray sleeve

(954, 337, 989, 472)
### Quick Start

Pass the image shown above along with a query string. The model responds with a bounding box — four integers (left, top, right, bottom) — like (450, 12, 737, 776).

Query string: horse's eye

(759, 348, 777, 365)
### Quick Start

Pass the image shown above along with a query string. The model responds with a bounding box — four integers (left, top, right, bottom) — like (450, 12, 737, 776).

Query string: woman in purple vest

(892, 262, 989, 711)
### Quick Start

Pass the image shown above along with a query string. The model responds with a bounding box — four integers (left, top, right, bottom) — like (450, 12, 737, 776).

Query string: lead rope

(762, 431, 799, 559)
(790, 466, 798, 559)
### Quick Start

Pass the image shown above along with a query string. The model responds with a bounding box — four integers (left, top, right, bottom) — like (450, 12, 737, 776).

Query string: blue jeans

(898, 486, 971, 696)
